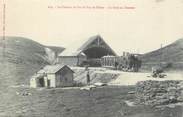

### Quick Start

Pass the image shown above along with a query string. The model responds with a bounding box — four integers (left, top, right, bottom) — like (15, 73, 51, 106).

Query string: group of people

(114, 55, 142, 72)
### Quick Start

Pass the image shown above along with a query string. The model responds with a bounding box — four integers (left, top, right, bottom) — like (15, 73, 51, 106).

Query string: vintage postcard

(0, 0, 183, 117)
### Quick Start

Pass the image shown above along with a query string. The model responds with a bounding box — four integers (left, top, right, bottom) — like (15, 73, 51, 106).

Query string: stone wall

(135, 80, 183, 106)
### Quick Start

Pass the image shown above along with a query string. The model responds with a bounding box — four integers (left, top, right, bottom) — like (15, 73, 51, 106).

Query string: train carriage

(101, 54, 141, 72)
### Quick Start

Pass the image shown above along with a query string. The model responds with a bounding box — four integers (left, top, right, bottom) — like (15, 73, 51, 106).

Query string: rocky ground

(136, 80, 183, 106)
(1, 85, 183, 117)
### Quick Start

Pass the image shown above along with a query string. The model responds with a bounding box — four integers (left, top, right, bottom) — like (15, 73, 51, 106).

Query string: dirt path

(108, 71, 183, 86)
(72, 67, 183, 86)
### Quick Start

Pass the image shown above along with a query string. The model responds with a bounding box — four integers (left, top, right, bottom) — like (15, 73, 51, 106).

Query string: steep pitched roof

(58, 35, 117, 56)
(37, 65, 74, 74)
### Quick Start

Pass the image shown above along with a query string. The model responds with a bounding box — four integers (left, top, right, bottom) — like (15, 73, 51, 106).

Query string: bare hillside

(141, 38, 183, 70)
(0, 36, 64, 87)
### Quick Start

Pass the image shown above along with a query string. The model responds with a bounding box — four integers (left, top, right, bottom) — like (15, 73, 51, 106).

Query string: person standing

(86, 70, 90, 84)
(115, 61, 118, 70)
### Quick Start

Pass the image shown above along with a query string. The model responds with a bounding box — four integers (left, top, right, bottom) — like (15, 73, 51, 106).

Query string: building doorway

(39, 78, 45, 87)
(47, 79, 51, 87)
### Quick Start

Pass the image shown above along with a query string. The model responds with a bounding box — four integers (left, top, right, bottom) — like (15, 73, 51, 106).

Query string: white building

(30, 65, 74, 88)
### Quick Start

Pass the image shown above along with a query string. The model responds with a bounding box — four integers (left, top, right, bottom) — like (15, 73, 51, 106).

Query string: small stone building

(30, 65, 74, 88)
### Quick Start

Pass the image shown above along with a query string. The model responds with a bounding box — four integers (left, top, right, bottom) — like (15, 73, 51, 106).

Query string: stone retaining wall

(135, 80, 183, 106)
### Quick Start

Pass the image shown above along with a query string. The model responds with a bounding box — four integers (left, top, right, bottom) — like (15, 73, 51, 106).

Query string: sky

(1, 0, 183, 55)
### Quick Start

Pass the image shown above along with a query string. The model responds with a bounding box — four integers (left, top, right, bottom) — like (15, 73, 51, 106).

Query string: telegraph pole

(2, 2, 6, 60)
(3, 4, 6, 40)
(160, 44, 163, 67)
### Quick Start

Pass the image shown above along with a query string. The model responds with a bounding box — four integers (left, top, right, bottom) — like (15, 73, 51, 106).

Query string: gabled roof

(37, 65, 74, 74)
(58, 35, 117, 56)
(31, 73, 44, 79)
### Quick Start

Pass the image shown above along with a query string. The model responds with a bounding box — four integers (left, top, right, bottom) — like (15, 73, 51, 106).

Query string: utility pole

(160, 44, 163, 67)
(2, 3, 6, 60)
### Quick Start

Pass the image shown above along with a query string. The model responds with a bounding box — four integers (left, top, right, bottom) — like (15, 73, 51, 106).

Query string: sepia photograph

(0, 0, 183, 116)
